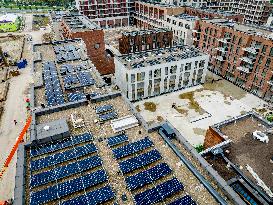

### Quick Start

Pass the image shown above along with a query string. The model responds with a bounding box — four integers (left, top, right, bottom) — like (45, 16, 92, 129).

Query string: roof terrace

(119, 46, 205, 69)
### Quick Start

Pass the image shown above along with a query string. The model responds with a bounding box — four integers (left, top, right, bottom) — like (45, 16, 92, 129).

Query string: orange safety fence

(0, 115, 32, 179)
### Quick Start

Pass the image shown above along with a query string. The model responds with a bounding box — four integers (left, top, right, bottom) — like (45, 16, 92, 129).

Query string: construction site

(0, 3, 272, 205)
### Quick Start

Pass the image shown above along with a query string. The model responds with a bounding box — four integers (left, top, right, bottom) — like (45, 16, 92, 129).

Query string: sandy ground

(134, 72, 267, 146)
(0, 14, 50, 200)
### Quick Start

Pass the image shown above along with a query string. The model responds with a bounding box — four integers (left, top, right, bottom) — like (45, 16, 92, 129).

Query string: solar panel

(96, 104, 113, 114)
(125, 163, 172, 191)
(30, 143, 97, 171)
(119, 149, 162, 174)
(108, 134, 128, 147)
(113, 137, 153, 159)
(61, 186, 115, 205)
(168, 195, 197, 205)
(99, 112, 118, 122)
(134, 178, 184, 205)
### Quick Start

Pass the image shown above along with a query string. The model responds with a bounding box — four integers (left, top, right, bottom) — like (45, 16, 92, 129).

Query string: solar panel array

(63, 71, 95, 90)
(43, 61, 64, 106)
(95, 104, 118, 123)
(112, 137, 154, 159)
(67, 91, 86, 102)
(54, 45, 81, 63)
(29, 132, 116, 205)
(125, 163, 172, 191)
(108, 136, 197, 205)
(107, 134, 129, 147)
(134, 178, 184, 205)
(168, 195, 197, 205)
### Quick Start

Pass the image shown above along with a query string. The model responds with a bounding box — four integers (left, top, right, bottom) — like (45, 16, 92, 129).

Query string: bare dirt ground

(0, 14, 50, 200)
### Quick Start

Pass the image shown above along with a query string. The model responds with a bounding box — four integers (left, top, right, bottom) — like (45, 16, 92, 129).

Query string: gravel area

(220, 117, 273, 191)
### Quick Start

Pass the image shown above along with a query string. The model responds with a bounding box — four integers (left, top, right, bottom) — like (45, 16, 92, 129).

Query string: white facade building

(163, 14, 198, 45)
(115, 46, 209, 101)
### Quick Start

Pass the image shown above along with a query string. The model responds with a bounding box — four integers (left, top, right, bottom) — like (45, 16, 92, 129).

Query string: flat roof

(62, 14, 100, 32)
(17, 92, 226, 205)
(204, 18, 273, 39)
(210, 113, 273, 199)
(122, 28, 170, 36)
(119, 45, 206, 69)
(174, 13, 198, 21)
(0, 13, 18, 23)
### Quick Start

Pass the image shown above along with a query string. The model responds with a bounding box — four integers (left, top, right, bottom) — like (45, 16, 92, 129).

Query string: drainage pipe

(159, 131, 228, 205)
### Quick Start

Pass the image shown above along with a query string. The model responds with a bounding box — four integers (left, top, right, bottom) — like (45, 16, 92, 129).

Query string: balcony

(236, 66, 250, 73)
(240, 57, 255, 64)
(242, 47, 259, 55)
(215, 47, 227, 53)
(213, 55, 224, 61)
(268, 80, 273, 86)
(217, 38, 230, 43)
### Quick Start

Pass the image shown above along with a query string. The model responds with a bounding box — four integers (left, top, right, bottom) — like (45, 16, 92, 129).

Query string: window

(262, 45, 267, 54)
(265, 58, 271, 67)
(94, 43, 100, 49)
(270, 47, 273, 57)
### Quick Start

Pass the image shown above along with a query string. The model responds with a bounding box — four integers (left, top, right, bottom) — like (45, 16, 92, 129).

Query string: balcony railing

(236, 66, 250, 73)
(240, 57, 255, 64)
(242, 47, 259, 55)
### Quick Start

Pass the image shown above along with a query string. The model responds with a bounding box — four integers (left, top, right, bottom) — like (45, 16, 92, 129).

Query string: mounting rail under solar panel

(112, 137, 153, 159)
(125, 163, 172, 191)
(61, 185, 115, 205)
(168, 195, 197, 205)
(30, 155, 102, 188)
(108, 134, 128, 147)
(119, 149, 162, 174)
(134, 178, 184, 205)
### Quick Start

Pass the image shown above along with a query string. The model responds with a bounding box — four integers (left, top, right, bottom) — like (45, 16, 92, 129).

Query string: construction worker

(14, 120, 17, 125)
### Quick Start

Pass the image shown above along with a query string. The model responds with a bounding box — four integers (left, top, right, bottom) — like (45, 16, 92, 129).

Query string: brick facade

(193, 19, 273, 102)
(118, 29, 173, 54)
(61, 18, 115, 75)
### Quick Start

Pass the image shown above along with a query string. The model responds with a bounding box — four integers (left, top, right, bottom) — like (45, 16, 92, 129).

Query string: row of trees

(1, 0, 74, 8)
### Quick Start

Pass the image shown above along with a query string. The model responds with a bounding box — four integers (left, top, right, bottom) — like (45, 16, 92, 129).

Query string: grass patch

(240, 111, 247, 115)
(174, 106, 188, 116)
(224, 100, 231, 105)
(157, 116, 164, 122)
(144, 102, 157, 112)
(179, 91, 205, 115)
(195, 144, 205, 153)
(135, 105, 141, 112)
(193, 128, 206, 136)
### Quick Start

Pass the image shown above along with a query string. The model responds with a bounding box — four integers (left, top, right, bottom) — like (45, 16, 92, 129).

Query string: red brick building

(184, 7, 243, 23)
(193, 19, 273, 102)
(119, 28, 173, 54)
(75, 0, 131, 28)
(61, 14, 114, 75)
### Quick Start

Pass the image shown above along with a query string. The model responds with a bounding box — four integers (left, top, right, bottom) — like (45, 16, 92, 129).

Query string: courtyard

(134, 72, 268, 146)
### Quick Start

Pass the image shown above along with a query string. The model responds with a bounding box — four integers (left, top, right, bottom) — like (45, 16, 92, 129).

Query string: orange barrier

(0, 115, 32, 179)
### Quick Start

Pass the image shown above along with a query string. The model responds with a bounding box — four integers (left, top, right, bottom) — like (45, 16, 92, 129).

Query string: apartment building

(193, 18, 273, 102)
(61, 14, 115, 74)
(230, 0, 272, 25)
(75, 0, 131, 28)
(184, 7, 243, 22)
(115, 45, 209, 101)
(266, 14, 273, 27)
(134, 1, 243, 46)
(119, 28, 173, 54)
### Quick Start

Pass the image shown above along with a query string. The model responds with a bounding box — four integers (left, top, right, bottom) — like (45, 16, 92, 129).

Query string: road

(0, 14, 51, 200)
